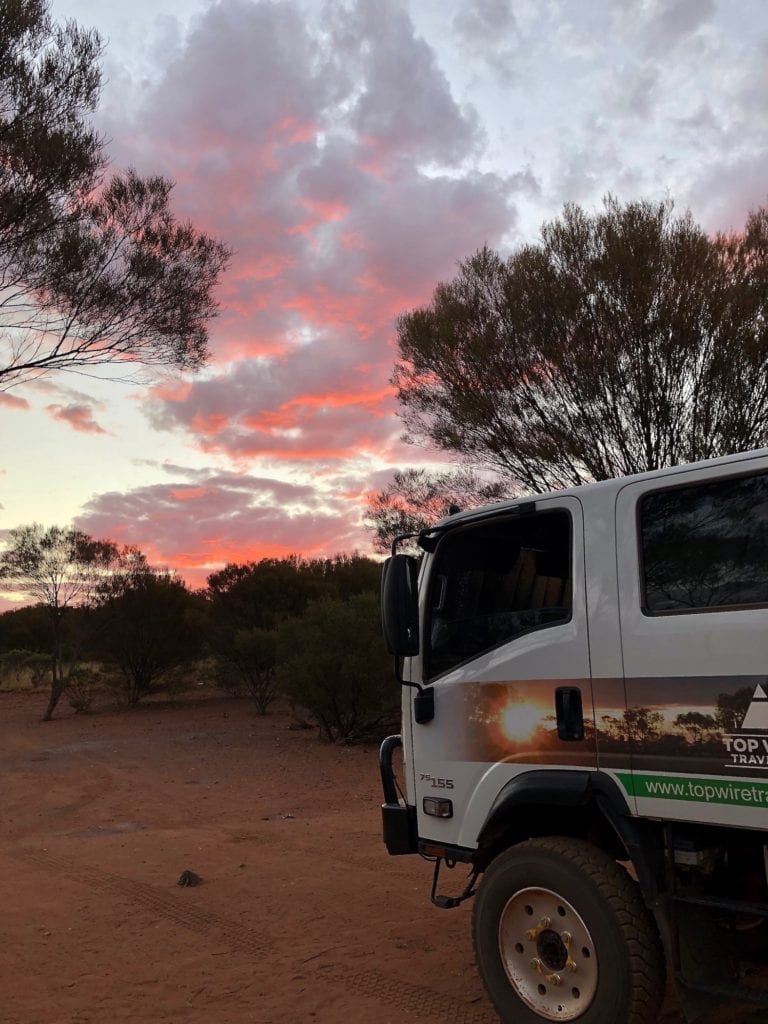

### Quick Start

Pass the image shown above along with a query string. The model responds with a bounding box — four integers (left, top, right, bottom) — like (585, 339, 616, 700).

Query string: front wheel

(472, 837, 665, 1024)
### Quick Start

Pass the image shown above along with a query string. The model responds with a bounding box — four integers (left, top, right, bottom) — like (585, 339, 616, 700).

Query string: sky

(2, 0, 768, 601)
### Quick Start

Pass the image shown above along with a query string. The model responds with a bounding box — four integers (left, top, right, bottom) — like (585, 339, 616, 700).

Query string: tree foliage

(0, 523, 132, 718)
(0, 0, 230, 390)
(394, 198, 768, 492)
(0, 648, 48, 689)
(278, 593, 397, 743)
(215, 626, 279, 715)
(715, 687, 753, 733)
(94, 569, 201, 705)
(674, 710, 717, 745)
(365, 466, 510, 553)
(206, 554, 380, 714)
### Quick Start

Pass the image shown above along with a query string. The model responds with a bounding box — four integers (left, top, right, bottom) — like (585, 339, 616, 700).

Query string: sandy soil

(0, 690, 762, 1024)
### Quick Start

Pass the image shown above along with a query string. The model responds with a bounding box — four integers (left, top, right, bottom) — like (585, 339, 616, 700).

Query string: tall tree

(0, 0, 230, 390)
(394, 198, 768, 493)
(365, 467, 510, 553)
(0, 524, 130, 718)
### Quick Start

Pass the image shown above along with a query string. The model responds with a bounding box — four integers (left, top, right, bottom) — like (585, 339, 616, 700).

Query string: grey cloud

(297, 139, 374, 210)
(732, 40, 768, 133)
(204, 472, 319, 502)
(641, 0, 715, 54)
(452, 0, 519, 80)
(150, 0, 334, 147)
(128, 462, 321, 502)
(688, 151, 768, 231)
(606, 63, 660, 121)
(147, 337, 362, 433)
(335, 1, 481, 167)
(346, 170, 514, 295)
(453, 0, 516, 44)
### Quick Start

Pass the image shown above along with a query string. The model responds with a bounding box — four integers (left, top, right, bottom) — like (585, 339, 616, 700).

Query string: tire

(472, 837, 665, 1024)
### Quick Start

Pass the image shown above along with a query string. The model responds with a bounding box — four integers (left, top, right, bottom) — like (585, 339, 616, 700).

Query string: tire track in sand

(14, 847, 498, 1024)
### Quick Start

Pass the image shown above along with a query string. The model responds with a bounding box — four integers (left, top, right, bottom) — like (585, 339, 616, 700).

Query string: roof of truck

(433, 447, 768, 530)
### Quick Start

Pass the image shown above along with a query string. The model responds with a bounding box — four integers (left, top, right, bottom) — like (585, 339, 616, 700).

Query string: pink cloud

(0, 392, 30, 410)
(45, 403, 110, 435)
(75, 470, 369, 582)
(76, 0, 532, 571)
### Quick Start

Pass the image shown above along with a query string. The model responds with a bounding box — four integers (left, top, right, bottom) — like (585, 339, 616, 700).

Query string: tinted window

(640, 473, 768, 613)
(426, 510, 571, 680)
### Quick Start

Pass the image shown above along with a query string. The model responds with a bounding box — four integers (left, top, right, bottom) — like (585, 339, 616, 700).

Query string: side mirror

(381, 554, 420, 656)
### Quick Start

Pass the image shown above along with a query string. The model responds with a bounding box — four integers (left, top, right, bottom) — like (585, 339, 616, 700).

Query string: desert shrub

(95, 572, 201, 704)
(278, 593, 398, 743)
(176, 657, 217, 690)
(0, 649, 50, 690)
(66, 667, 100, 713)
(214, 627, 279, 714)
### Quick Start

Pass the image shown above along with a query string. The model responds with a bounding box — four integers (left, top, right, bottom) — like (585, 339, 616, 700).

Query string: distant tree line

(0, 525, 395, 741)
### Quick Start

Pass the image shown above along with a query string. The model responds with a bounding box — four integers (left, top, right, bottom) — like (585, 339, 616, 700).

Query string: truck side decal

(438, 674, 768, 780)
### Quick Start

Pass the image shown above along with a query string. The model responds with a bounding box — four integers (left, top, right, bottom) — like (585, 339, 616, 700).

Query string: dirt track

(0, 690, 760, 1023)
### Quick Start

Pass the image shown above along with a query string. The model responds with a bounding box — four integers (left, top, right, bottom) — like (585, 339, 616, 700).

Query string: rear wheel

(472, 837, 664, 1023)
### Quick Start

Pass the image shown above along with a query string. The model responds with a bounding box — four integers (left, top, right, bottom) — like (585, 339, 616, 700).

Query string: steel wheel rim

(497, 885, 598, 1021)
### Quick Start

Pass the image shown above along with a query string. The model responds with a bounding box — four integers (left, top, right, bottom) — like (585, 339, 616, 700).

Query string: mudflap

(379, 734, 417, 856)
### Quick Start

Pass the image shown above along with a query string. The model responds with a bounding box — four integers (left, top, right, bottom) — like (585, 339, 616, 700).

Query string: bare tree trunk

(43, 662, 66, 721)
(42, 621, 65, 721)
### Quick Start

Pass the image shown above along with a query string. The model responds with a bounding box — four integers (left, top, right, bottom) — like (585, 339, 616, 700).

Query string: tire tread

(472, 836, 665, 1024)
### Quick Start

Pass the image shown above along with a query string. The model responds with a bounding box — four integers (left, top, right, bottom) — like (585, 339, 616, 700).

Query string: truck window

(426, 510, 571, 680)
(640, 472, 768, 613)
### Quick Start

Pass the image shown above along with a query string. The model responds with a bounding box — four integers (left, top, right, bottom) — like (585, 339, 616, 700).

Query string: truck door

(409, 496, 596, 850)
(615, 457, 768, 827)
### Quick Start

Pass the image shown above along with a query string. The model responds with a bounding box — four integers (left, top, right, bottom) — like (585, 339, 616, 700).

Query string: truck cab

(380, 449, 768, 1023)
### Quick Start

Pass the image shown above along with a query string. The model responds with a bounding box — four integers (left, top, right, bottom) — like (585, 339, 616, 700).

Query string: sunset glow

(500, 703, 545, 744)
(1, 0, 765, 594)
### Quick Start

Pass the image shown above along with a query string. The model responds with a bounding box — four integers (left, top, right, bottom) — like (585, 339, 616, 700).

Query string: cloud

(65, 0, 531, 577)
(453, 0, 516, 43)
(0, 392, 30, 410)
(76, 469, 370, 585)
(111, 0, 517, 470)
(146, 345, 403, 464)
(641, 0, 715, 54)
(452, 0, 518, 79)
(45, 403, 111, 435)
(336, 3, 482, 167)
(688, 151, 768, 231)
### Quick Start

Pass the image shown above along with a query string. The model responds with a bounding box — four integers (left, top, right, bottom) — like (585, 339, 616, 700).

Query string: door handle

(555, 686, 584, 741)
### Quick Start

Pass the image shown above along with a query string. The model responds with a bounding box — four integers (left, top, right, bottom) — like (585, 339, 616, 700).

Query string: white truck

(379, 448, 768, 1023)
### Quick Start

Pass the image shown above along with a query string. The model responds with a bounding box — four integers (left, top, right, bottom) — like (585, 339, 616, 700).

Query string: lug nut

(530, 957, 543, 973)
(545, 973, 562, 986)
(561, 931, 572, 946)
(566, 957, 578, 973)
(539, 916, 552, 928)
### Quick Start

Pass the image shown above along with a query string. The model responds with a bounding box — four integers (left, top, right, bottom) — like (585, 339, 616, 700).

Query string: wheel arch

(475, 770, 663, 907)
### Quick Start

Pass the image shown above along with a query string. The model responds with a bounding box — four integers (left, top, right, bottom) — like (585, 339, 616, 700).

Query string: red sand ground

(0, 691, 759, 1024)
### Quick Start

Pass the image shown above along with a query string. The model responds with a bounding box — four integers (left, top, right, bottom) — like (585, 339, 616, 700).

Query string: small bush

(214, 627, 279, 714)
(66, 667, 100, 713)
(0, 649, 50, 691)
(278, 593, 398, 743)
